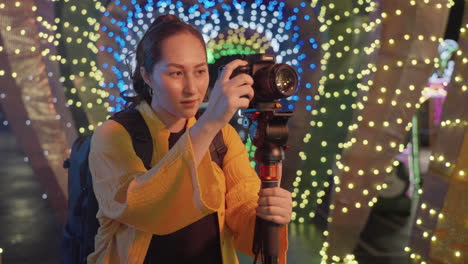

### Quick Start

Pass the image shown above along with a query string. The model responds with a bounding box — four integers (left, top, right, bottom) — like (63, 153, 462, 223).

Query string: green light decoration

(292, 0, 377, 223)
(410, 114, 421, 197)
(245, 137, 258, 168)
(207, 28, 268, 64)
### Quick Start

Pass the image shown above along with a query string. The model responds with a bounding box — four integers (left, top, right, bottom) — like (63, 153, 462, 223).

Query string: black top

(143, 126, 223, 264)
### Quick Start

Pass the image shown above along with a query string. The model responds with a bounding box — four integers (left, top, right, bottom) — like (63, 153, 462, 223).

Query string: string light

(0, 0, 317, 138)
(405, 5, 467, 262)
(292, 0, 462, 262)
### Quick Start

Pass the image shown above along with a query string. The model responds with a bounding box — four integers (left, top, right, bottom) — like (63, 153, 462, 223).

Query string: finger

(259, 187, 292, 199)
(237, 96, 251, 109)
(256, 207, 291, 225)
(220, 59, 248, 82)
(256, 205, 290, 217)
(258, 196, 287, 207)
(236, 85, 254, 101)
(258, 198, 292, 214)
(256, 213, 289, 225)
(228, 73, 254, 87)
(260, 187, 291, 198)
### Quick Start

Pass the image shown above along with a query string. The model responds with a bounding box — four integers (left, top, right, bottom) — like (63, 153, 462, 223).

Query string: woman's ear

(140, 66, 151, 87)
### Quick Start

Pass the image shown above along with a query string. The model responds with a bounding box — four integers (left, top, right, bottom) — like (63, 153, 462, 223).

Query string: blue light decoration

(89, 0, 320, 172)
(96, 0, 319, 117)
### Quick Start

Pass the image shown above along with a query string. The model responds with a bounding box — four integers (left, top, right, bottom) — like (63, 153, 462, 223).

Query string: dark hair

(127, 14, 206, 106)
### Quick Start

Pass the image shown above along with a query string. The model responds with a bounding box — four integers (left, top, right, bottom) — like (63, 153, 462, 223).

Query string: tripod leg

(261, 218, 279, 264)
(253, 179, 280, 264)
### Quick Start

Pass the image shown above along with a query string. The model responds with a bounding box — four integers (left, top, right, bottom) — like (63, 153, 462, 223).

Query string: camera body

(231, 53, 276, 77)
(228, 54, 298, 104)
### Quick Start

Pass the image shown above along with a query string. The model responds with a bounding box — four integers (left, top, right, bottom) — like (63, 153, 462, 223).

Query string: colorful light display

(0, 1, 466, 263)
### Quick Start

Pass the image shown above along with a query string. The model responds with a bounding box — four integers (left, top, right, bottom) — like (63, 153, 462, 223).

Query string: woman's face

(142, 33, 209, 126)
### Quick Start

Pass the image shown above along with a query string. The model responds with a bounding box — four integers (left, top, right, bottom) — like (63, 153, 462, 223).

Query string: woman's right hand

(189, 59, 254, 166)
(202, 59, 255, 130)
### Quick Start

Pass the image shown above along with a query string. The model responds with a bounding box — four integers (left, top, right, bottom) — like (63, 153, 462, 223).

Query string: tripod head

(241, 102, 293, 165)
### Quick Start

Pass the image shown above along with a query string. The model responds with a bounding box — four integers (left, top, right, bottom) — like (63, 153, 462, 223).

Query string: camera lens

(274, 65, 297, 96)
(254, 64, 298, 102)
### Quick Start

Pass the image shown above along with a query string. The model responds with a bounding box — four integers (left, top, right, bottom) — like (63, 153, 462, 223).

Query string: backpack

(61, 108, 227, 264)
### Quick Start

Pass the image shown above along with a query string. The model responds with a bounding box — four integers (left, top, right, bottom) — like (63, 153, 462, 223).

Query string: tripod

(242, 102, 293, 264)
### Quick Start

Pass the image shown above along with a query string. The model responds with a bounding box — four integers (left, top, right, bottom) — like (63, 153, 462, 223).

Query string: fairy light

(407, 16, 466, 263)
(300, 0, 462, 262)
(300, 1, 381, 233)
(0, 0, 311, 138)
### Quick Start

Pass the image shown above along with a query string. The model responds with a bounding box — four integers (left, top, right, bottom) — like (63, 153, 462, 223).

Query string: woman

(88, 14, 292, 263)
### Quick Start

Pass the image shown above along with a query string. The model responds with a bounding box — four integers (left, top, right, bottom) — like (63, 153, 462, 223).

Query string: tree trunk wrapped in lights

(0, 0, 77, 222)
(409, 2, 468, 263)
(322, 0, 449, 261)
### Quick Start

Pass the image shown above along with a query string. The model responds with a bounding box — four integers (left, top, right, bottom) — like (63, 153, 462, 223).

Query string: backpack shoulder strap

(110, 108, 153, 170)
(210, 130, 227, 169)
(111, 108, 226, 170)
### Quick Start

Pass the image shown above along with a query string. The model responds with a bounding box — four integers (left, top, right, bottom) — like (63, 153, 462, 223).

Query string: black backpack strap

(210, 130, 227, 169)
(110, 109, 153, 170)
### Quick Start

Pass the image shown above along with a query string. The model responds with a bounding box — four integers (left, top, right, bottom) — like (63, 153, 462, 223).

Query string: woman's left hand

(256, 187, 293, 226)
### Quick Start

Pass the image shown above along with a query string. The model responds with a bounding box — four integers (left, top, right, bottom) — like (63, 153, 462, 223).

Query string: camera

(223, 54, 299, 104)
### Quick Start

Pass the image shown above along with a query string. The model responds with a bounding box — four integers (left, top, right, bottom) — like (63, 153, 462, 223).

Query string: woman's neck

(150, 103, 187, 133)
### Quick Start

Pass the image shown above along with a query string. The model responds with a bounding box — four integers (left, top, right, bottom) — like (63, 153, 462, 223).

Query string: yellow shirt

(87, 101, 287, 263)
